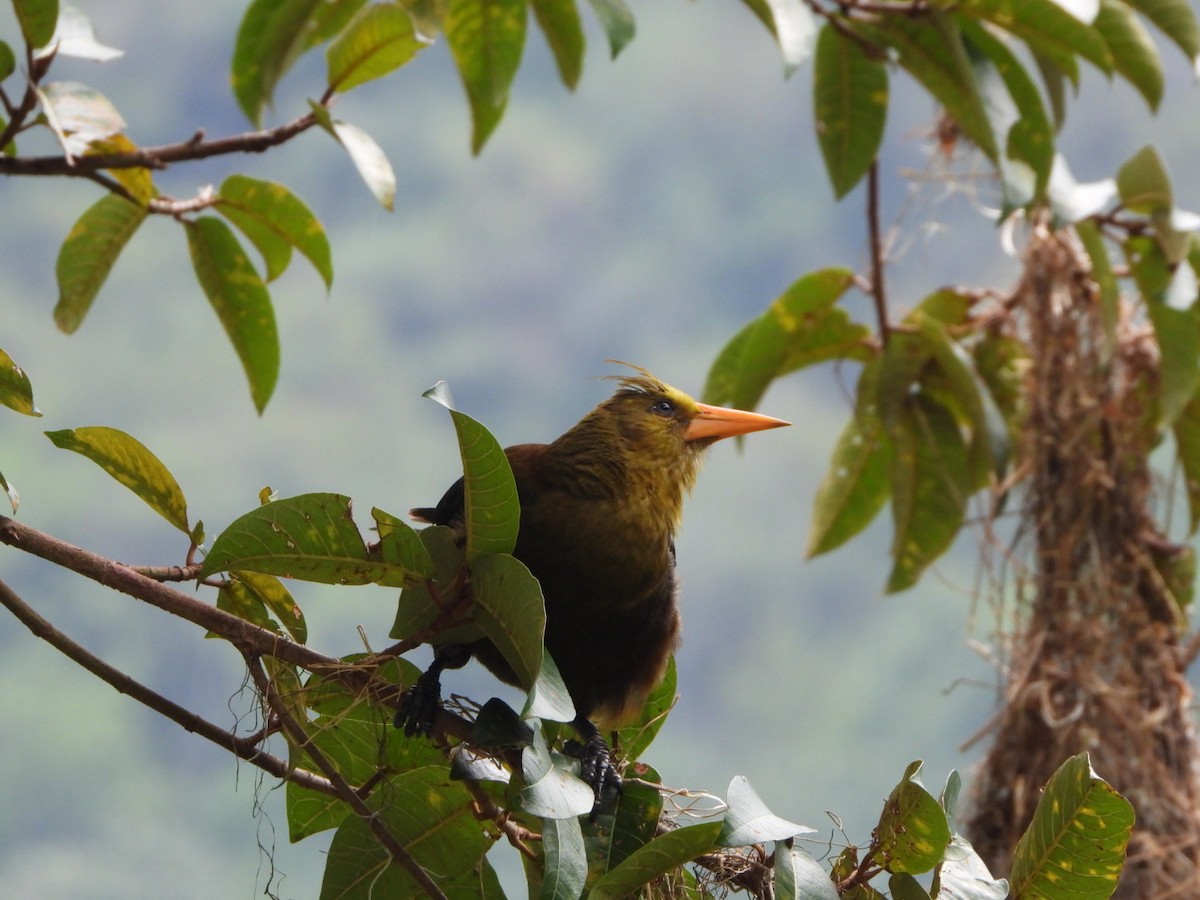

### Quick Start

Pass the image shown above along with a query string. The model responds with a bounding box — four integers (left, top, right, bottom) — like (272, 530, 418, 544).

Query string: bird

(396, 364, 790, 804)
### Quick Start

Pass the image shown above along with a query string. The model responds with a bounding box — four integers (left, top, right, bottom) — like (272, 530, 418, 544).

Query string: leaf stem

(867, 160, 890, 347)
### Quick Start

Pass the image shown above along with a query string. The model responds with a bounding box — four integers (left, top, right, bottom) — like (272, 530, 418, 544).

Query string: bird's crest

(600, 360, 692, 407)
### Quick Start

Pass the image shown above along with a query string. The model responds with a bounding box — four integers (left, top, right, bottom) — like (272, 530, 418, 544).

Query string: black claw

(395, 664, 443, 736)
(396, 667, 444, 734)
(395, 645, 473, 737)
(567, 716, 622, 813)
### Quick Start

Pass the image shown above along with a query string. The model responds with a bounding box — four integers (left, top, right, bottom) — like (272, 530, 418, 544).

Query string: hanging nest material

(964, 223, 1200, 897)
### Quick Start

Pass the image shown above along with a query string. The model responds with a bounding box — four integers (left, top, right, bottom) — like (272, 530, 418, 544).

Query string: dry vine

(964, 222, 1200, 897)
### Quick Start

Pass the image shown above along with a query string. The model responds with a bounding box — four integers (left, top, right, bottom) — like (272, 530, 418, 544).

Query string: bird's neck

(545, 410, 703, 539)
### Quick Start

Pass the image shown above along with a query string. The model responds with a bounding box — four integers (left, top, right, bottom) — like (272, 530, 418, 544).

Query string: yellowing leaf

(46, 426, 189, 532)
(446, 0, 528, 153)
(0, 347, 41, 417)
(54, 194, 148, 333)
(217, 174, 333, 287)
(326, 2, 428, 93)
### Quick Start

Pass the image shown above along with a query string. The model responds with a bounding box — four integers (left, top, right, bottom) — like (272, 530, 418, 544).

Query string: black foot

(395, 645, 473, 737)
(395, 663, 443, 737)
(566, 717, 622, 812)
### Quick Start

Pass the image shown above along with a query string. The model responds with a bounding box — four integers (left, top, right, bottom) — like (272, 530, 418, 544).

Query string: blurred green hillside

(1, 2, 1197, 897)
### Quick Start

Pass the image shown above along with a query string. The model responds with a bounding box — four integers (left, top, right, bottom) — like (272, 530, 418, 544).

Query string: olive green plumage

(403, 366, 788, 795)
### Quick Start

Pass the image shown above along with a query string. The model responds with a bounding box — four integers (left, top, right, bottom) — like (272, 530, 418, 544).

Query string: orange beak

(685, 403, 791, 442)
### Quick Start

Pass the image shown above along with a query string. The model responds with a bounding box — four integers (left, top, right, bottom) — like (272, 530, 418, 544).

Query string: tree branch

(0, 515, 476, 740)
(867, 160, 890, 347)
(0, 112, 320, 177)
(0, 575, 340, 799)
(246, 654, 450, 900)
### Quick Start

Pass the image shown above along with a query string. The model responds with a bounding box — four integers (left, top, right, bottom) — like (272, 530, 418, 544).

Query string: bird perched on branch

(397, 365, 789, 803)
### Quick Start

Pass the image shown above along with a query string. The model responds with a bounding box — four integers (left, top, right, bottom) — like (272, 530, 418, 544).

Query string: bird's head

(601, 364, 789, 456)
(561, 364, 789, 531)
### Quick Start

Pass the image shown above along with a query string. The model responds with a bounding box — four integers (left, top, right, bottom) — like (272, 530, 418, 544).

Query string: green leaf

(46, 426, 189, 532)
(185, 226, 280, 408)
(813, 22, 888, 198)
(54, 194, 147, 334)
(1173, 392, 1200, 534)
(583, 765, 665, 879)
(326, 2, 428, 93)
(371, 507, 435, 581)
(935, 835, 1009, 899)
(231, 0, 324, 125)
(540, 815, 587, 900)
(1008, 753, 1134, 900)
(719, 267, 862, 412)
(808, 360, 892, 557)
(719, 775, 814, 846)
(1095, 0, 1163, 109)
(860, 13, 998, 161)
(519, 725, 594, 818)
(1116, 143, 1171, 213)
(585, 0, 635, 58)
(1074, 219, 1120, 352)
(875, 761, 952, 875)
(38, 81, 126, 157)
(913, 311, 1009, 486)
(470, 553, 545, 690)
(445, 0, 528, 154)
(390, 525, 478, 642)
(885, 392, 971, 593)
(85, 134, 155, 204)
(0, 41, 15, 80)
(1127, 235, 1200, 427)
(960, 18, 1055, 203)
(185, 216, 280, 413)
(227, 570, 306, 643)
(0, 347, 40, 416)
(300, 0, 372, 53)
(320, 766, 492, 899)
(217, 175, 333, 288)
(424, 381, 521, 559)
(588, 820, 723, 900)
(530, 0, 585, 90)
(200, 492, 434, 585)
(774, 841, 838, 900)
(889, 873, 932, 899)
(473, 696, 535, 747)
(615, 654, 676, 760)
(1124, 0, 1200, 62)
(320, 114, 397, 210)
(13, 0, 58, 48)
(287, 659, 433, 839)
(40, 6, 122, 61)
(954, 0, 1113, 75)
(524, 652, 577, 723)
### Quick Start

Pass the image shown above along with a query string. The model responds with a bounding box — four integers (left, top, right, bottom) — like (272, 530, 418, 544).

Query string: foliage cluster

(3, 0, 1200, 897)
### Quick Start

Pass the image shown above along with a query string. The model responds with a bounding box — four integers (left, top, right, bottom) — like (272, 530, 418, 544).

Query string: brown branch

(125, 562, 205, 582)
(246, 654, 449, 900)
(462, 776, 540, 859)
(867, 160, 890, 347)
(0, 111, 320, 177)
(0, 515, 476, 740)
(0, 575, 340, 799)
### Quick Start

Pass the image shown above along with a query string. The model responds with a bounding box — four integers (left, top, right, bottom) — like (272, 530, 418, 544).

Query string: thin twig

(0, 576, 340, 799)
(246, 654, 449, 900)
(0, 111, 320, 177)
(0, 515, 476, 737)
(867, 160, 890, 346)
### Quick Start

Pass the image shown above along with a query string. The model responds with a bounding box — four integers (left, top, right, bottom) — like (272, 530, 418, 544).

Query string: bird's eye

(650, 399, 676, 417)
